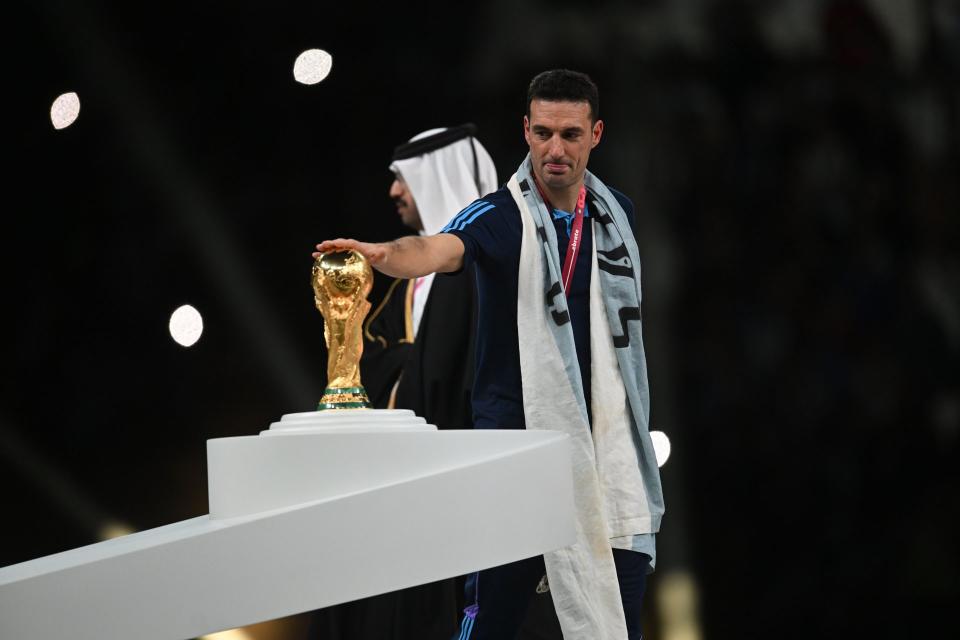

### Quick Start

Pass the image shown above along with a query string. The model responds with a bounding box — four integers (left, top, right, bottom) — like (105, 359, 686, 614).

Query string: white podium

(0, 410, 574, 639)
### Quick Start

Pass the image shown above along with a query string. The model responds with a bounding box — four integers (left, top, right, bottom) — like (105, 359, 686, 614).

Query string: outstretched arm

(313, 234, 465, 279)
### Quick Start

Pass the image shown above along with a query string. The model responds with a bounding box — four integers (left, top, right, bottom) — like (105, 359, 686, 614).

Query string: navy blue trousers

(454, 549, 649, 640)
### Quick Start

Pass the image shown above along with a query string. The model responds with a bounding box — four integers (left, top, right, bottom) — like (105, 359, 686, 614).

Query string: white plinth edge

(263, 408, 436, 435)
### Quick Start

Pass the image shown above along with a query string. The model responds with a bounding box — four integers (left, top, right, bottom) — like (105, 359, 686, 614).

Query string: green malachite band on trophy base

(323, 387, 366, 395)
(317, 386, 372, 411)
(317, 400, 370, 410)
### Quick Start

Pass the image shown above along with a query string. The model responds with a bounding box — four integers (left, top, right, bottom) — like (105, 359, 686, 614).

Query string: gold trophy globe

(312, 249, 373, 410)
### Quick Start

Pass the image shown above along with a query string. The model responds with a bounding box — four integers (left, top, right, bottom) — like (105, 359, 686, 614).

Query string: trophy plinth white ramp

(0, 410, 574, 640)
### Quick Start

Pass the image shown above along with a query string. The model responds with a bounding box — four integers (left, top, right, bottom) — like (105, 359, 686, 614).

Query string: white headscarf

(390, 128, 499, 236)
(389, 128, 498, 333)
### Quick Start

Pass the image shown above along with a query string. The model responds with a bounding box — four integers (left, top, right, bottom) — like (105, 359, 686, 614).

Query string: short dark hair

(526, 69, 599, 122)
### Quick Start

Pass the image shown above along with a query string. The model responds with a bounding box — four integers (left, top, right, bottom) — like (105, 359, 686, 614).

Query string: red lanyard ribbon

(535, 181, 587, 298)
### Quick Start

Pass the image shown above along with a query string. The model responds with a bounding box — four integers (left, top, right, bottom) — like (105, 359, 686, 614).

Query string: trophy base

(261, 408, 434, 435)
(317, 386, 371, 410)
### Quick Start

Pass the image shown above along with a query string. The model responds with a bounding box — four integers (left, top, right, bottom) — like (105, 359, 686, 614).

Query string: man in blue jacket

(316, 69, 664, 640)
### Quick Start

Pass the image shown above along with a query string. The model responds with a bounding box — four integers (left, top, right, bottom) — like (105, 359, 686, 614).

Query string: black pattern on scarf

(597, 244, 629, 261)
(594, 211, 614, 225)
(611, 306, 642, 348)
(598, 260, 634, 278)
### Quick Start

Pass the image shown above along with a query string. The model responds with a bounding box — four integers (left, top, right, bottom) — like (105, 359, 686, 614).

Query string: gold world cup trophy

(312, 249, 373, 410)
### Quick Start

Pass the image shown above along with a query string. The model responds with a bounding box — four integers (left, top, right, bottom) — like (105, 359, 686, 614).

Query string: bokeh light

(293, 49, 332, 85)
(650, 430, 671, 467)
(169, 304, 204, 347)
(50, 92, 80, 129)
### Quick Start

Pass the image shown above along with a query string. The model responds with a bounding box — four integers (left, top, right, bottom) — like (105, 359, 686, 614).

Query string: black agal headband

(392, 123, 481, 192)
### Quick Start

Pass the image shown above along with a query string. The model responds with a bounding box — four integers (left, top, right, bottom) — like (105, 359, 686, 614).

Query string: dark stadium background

(4, 1, 958, 638)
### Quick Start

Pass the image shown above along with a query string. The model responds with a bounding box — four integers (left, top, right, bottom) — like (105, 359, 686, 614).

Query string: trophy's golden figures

(312, 250, 373, 410)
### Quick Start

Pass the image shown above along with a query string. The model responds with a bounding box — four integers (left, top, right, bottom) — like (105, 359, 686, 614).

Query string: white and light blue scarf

(511, 155, 664, 640)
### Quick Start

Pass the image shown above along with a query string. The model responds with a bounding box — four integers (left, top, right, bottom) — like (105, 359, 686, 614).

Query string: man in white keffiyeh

(387, 124, 498, 336)
(315, 69, 664, 640)
(360, 125, 499, 420)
